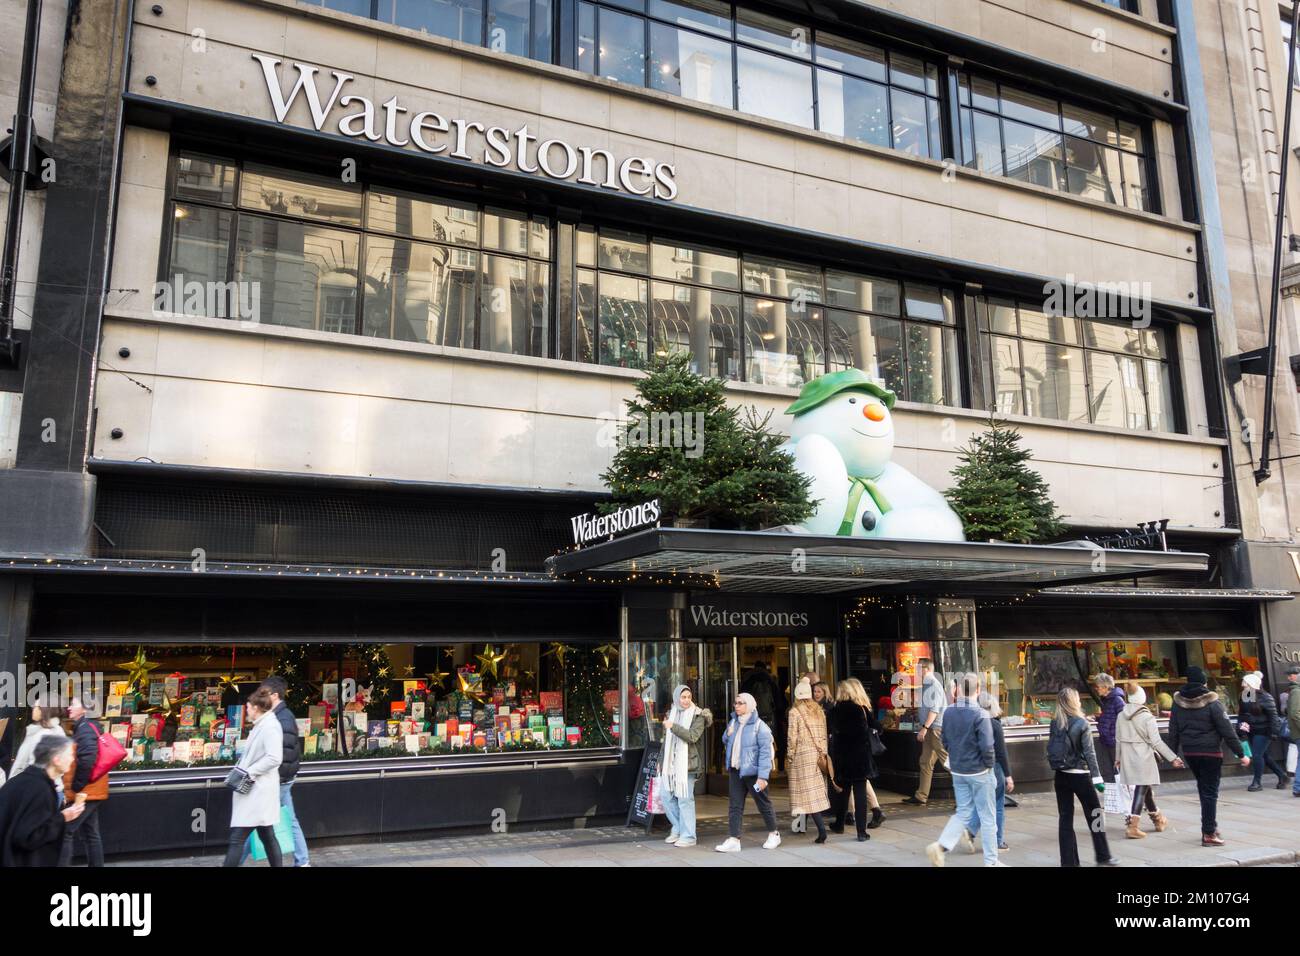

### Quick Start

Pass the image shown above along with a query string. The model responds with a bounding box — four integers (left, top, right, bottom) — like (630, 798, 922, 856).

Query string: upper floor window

(576, 0, 943, 158)
(1097, 0, 1138, 12)
(165, 151, 552, 357)
(958, 72, 1152, 211)
(563, 225, 960, 402)
(303, 0, 554, 62)
(981, 297, 1176, 432)
(1282, 15, 1300, 89)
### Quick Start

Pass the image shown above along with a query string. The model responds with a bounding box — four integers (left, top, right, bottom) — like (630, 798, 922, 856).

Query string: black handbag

(224, 766, 253, 795)
(861, 705, 887, 756)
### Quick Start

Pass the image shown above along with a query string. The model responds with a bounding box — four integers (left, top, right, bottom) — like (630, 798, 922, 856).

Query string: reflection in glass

(1020, 341, 1087, 422)
(815, 34, 886, 81)
(480, 255, 549, 356)
(239, 165, 363, 226)
(650, 240, 739, 287)
(363, 237, 477, 346)
(236, 214, 360, 332)
(486, 0, 531, 56)
(649, 0, 730, 37)
(1019, 304, 1078, 343)
(906, 323, 959, 405)
(827, 310, 902, 395)
(990, 335, 1023, 415)
(168, 205, 232, 315)
(1000, 84, 1060, 129)
(1145, 359, 1175, 432)
(736, 46, 814, 128)
(651, 281, 741, 378)
(367, 190, 480, 245)
(388, 0, 485, 44)
(1002, 120, 1064, 190)
(599, 6, 647, 85)
(1088, 351, 1147, 429)
(741, 255, 822, 300)
(650, 23, 734, 107)
(903, 283, 947, 322)
(743, 299, 824, 387)
(599, 228, 650, 273)
(890, 89, 931, 157)
(577, 1, 596, 72)
(596, 272, 649, 368)
(1064, 137, 1121, 204)
(824, 271, 899, 315)
(735, 8, 810, 58)
(174, 154, 235, 205)
(817, 71, 889, 148)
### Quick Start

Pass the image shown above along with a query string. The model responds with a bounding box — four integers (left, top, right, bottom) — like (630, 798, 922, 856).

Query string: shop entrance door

(702, 638, 735, 795)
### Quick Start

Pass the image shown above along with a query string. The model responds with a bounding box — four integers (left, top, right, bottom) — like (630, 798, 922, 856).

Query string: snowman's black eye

(848, 397, 857, 404)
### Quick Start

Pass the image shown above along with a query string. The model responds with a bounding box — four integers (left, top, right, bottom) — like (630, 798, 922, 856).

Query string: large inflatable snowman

(782, 370, 966, 541)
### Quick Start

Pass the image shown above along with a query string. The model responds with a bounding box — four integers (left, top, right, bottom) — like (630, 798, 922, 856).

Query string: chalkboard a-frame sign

(626, 742, 661, 831)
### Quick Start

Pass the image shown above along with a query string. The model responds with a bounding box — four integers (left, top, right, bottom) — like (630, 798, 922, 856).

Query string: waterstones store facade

(0, 0, 1294, 854)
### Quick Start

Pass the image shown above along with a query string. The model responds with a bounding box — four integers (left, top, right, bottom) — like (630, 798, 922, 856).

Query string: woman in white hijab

(657, 684, 712, 848)
(714, 692, 780, 853)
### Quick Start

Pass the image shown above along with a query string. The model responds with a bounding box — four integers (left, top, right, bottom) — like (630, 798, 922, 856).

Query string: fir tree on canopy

(945, 414, 1065, 544)
(600, 353, 814, 529)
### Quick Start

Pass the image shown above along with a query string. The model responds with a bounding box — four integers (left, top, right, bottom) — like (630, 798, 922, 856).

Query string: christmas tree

(600, 353, 814, 529)
(945, 414, 1065, 544)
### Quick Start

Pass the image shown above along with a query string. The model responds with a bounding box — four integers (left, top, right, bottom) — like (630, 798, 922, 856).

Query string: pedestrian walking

(903, 658, 948, 806)
(828, 678, 886, 839)
(246, 676, 310, 866)
(926, 674, 1001, 867)
(58, 697, 107, 867)
(978, 691, 1013, 850)
(1093, 673, 1125, 783)
(1048, 687, 1120, 867)
(812, 681, 833, 718)
(658, 684, 711, 848)
(1287, 665, 1300, 798)
(1237, 672, 1286, 792)
(1168, 666, 1249, 847)
(5, 702, 67, 782)
(0, 735, 84, 867)
(223, 687, 285, 867)
(787, 678, 831, 843)
(1115, 682, 1181, 839)
(714, 692, 780, 853)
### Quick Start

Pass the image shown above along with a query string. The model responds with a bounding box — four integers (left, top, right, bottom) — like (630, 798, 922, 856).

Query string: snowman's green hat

(786, 369, 896, 416)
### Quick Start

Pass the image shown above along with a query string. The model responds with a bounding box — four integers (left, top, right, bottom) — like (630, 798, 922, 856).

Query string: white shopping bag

(648, 775, 665, 815)
(1288, 743, 1298, 775)
(1103, 778, 1134, 815)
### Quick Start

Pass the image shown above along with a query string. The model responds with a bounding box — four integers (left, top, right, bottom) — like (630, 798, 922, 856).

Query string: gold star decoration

(543, 643, 575, 669)
(145, 690, 180, 720)
(457, 671, 485, 704)
(51, 646, 89, 669)
(215, 674, 249, 696)
(376, 665, 390, 678)
(425, 668, 450, 688)
(476, 645, 506, 680)
(402, 665, 415, 676)
(117, 646, 160, 693)
(595, 643, 620, 668)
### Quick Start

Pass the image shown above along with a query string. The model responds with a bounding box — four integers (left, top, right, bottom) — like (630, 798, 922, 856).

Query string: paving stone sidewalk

(113, 778, 1299, 868)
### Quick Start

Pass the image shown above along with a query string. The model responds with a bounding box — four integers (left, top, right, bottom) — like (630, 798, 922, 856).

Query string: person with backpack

(714, 692, 780, 853)
(1048, 687, 1120, 867)
(58, 697, 110, 867)
(787, 679, 831, 843)
(1168, 666, 1248, 847)
(1237, 672, 1286, 792)
(925, 674, 1001, 867)
(1115, 681, 1181, 839)
(657, 684, 711, 849)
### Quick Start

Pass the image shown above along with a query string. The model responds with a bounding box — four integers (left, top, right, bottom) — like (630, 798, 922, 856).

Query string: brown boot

(1148, 811, 1169, 833)
(1202, 831, 1225, 847)
(1124, 816, 1146, 839)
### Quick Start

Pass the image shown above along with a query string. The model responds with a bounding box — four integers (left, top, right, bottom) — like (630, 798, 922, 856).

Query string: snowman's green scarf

(837, 476, 892, 536)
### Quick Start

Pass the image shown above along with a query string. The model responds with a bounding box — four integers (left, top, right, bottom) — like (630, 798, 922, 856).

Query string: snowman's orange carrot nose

(864, 404, 886, 422)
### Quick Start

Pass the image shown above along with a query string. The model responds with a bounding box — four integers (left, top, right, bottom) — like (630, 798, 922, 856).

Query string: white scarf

(729, 693, 758, 770)
(658, 684, 698, 800)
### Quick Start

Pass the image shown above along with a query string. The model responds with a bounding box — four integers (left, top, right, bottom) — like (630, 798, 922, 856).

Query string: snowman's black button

(861, 512, 876, 531)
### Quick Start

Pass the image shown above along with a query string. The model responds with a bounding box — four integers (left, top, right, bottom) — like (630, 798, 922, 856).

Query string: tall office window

(303, 0, 554, 62)
(164, 151, 552, 358)
(958, 72, 1152, 211)
(576, 1, 943, 158)
(982, 297, 1176, 432)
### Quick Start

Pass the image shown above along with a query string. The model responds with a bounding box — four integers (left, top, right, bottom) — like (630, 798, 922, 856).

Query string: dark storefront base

(89, 751, 636, 857)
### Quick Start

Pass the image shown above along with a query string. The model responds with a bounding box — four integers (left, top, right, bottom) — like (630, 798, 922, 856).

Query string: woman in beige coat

(1115, 681, 1183, 839)
(787, 679, 832, 843)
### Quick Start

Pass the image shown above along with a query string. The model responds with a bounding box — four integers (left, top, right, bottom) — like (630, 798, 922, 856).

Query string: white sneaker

(926, 841, 946, 867)
(714, 837, 742, 853)
(763, 832, 782, 850)
(986, 860, 1009, 867)
(664, 833, 680, 844)
(962, 830, 977, 854)
(675, 838, 697, 847)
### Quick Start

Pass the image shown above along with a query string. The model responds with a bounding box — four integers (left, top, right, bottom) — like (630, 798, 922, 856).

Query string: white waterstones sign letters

(570, 499, 661, 546)
(253, 56, 678, 200)
(688, 605, 810, 630)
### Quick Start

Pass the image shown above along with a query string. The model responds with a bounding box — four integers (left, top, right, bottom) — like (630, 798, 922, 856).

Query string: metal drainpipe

(0, 0, 42, 367)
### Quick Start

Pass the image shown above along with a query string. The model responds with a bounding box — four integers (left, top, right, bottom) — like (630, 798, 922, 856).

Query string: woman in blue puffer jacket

(714, 692, 781, 853)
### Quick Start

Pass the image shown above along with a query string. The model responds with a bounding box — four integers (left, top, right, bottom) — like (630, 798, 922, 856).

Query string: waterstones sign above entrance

(253, 56, 678, 200)
(570, 500, 662, 547)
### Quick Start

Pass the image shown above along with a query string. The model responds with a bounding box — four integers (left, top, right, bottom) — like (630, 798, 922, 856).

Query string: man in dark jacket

(256, 677, 308, 866)
(1, 735, 82, 866)
(58, 697, 105, 866)
(1168, 666, 1249, 847)
(1093, 674, 1125, 783)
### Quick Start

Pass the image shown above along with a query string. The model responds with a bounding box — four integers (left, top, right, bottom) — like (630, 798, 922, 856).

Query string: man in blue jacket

(926, 674, 1001, 867)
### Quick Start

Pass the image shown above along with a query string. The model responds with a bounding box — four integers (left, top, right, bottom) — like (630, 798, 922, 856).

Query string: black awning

(545, 528, 1210, 595)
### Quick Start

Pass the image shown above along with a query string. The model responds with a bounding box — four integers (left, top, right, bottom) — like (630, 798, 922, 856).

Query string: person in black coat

(828, 678, 885, 840)
(0, 735, 83, 867)
(1238, 672, 1286, 792)
(1168, 666, 1248, 846)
